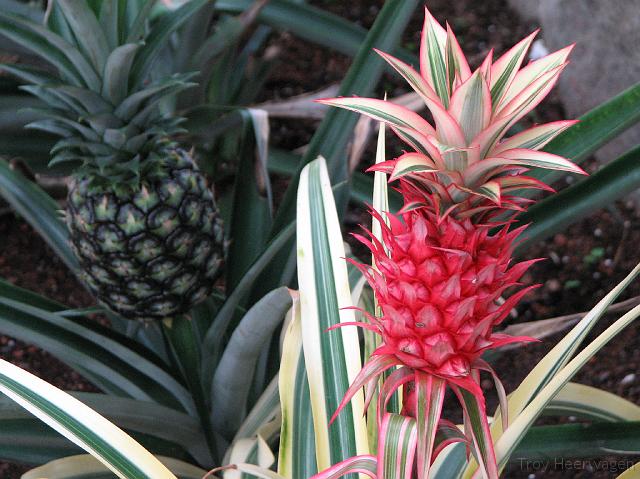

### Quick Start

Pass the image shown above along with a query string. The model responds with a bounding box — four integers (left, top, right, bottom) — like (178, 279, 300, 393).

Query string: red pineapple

(314, 5, 587, 479)
(359, 209, 538, 383)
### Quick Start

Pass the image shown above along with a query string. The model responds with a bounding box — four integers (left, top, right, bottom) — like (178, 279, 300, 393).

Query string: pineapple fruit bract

(318, 7, 587, 478)
(0, 1, 224, 320)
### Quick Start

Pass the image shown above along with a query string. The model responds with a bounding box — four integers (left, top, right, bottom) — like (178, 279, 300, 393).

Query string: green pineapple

(0, 0, 225, 320)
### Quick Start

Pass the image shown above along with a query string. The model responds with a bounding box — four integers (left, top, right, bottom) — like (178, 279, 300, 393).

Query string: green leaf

(45, 1, 75, 43)
(129, 0, 209, 87)
(517, 144, 640, 249)
(0, 285, 196, 416)
(0, 392, 210, 465)
(192, 14, 244, 86)
(0, 359, 179, 478)
(537, 81, 640, 183)
(0, 131, 55, 170)
(0, 63, 58, 85)
(96, 0, 123, 50)
(296, 157, 369, 469)
(513, 422, 640, 462)
(0, 158, 78, 272)
(278, 295, 317, 479)
(102, 43, 143, 104)
(56, 0, 109, 73)
(214, 0, 416, 63)
(22, 454, 208, 479)
(226, 109, 273, 291)
(211, 287, 291, 441)
(160, 314, 215, 460)
(200, 221, 296, 391)
(0, 10, 100, 90)
(114, 73, 195, 120)
(270, 0, 418, 236)
(125, 0, 154, 43)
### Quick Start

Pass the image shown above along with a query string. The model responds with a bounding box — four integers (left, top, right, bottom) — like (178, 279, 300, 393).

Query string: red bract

(328, 207, 539, 479)
(357, 209, 538, 380)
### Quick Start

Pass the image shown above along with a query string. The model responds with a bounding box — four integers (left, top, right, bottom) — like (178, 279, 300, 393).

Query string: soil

(0, 0, 638, 478)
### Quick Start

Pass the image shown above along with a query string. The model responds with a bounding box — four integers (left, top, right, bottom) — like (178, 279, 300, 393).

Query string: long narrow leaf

(270, 0, 418, 235)
(214, 0, 416, 63)
(0, 158, 78, 272)
(379, 413, 418, 479)
(296, 157, 369, 469)
(491, 262, 640, 440)
(56, 0, 109, 73)
(0, 287, 195, 416)
(0, 10, 99, 89)
(493, 302, 640, 471)
(536, 80, 640, 182)
(226, 109, 273, 291)
(22, 454, 207, 479)
(278, 294, 317, 479)
(0, 392, 210, 465)
(547, 382, 640, 422)
(517, 144, 640, 249)
(129, 0, 208, 87)
(0, 359, 178, 479)
(212, 287, 291, 440)
(513, 422, 640, 463)
(200, 221, 296, 390)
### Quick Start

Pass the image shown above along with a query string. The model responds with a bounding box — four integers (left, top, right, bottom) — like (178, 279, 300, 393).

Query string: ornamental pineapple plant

(0, 1, 225, 320)
(318, 7, 587, 478)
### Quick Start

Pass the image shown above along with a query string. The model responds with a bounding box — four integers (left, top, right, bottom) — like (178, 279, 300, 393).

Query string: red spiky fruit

(359, 209, 538, 380)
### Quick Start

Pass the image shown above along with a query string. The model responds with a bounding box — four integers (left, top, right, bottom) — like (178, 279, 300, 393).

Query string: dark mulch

(0, 0, 638, 477)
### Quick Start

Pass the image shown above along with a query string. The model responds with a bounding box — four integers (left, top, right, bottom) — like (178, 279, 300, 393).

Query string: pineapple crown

(319, 7, 587, 221)
(0, 0, 208, 190)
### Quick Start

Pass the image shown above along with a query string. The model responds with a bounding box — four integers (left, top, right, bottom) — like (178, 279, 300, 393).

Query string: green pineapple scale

(0, 1, 225, 320)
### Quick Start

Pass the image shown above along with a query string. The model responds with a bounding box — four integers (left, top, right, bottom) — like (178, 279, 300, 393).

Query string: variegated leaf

(375, 49, 441, 105)
(444, 23, 471, 91)
(0, 359, 177, 479)
(420, 7, 449, 105)
(415, 373, 446, 479)
(296, 157, 369, 470)
(378, 413, 418, 479)
(449, 70, 491, 143)
(489, 30, 538, 107)
(390, 152, 438, 181)
(495, 65, 566, 123)
(488, 120, 578, 156)
(317, 97, 436, 138)
(278, 294, 317, 479)
(495, 149, 587, 174)
(497, 44, 573, 111)
(456, 386, 499, 479)
(22, 455, 206, 479)
(492, 301, 640, 473)
(308, 456, 377, 479)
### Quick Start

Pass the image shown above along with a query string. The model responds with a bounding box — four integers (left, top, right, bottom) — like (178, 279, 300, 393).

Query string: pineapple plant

(0, 0, 225, 320)
(318, 7, 588, 477)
